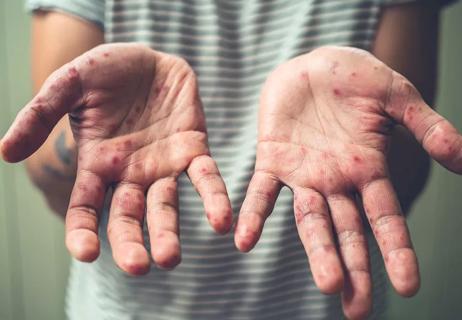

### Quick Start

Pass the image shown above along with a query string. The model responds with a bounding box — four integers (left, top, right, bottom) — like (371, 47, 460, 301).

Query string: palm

(2, 43, 232, 274)
(235, 46, 462, 319)
(71, 45, 208, 190)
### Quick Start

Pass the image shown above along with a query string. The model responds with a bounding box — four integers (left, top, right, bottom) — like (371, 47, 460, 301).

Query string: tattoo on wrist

(55, 131, 74, 165)
(42, 165, 75, 182)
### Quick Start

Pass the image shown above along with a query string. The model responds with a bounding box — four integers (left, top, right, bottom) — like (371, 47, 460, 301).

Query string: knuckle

(337, 230, 366, 247)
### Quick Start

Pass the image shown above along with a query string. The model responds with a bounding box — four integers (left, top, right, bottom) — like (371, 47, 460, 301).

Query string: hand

(234, 46, 462, 319)
(1, 43, 232, 274)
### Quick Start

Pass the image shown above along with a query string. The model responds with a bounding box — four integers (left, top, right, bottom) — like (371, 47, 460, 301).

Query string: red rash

(77, 183, 88, 192)
(353, 155, 362, 163)
(111, 156, 120, 165)
(223, 214, 232, 224)
(68, 67, 78, 77)
(124, 140, 132, 148)
(103, 52, 110, 58)
(294, 207, 304, 224)
(333, 88, 341, 96)
(308, 195, 316, 206)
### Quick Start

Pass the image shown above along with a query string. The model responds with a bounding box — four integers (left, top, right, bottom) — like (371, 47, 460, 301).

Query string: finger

(293, 187, 343, 294)
(387, 73, 462, 173)
(187, 155, 233, 234)
(327, 194, 372, 319)
(1, 64, 83, 162)
(65, 169, 105, 262)
(107, 182, 150, 275)
(146, 177, 181, 269)
(234, 171, 282, 252)
(360, 177, 419, 297)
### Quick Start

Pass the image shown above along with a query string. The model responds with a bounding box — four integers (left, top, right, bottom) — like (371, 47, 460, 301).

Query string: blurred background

(0, 1, 461, 319)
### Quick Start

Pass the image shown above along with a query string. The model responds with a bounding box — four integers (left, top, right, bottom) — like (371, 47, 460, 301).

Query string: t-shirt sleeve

(25, 0, 105, 30)
(381, 0, 458, 7)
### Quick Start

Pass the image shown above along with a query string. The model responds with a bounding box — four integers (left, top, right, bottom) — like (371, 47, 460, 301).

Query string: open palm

(1, 43, 232, 274)
(234, 46, 462, 319)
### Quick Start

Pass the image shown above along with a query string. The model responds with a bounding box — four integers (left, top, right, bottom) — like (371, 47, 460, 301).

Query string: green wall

(0, 1, 461, 319)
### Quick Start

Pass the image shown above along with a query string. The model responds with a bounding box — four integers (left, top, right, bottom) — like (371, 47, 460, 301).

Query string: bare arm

(373, 3, 440, 212)
(26, 11, 104, 216)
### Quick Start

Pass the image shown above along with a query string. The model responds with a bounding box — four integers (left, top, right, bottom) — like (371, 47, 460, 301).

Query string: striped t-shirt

(26, 0, 450, 319)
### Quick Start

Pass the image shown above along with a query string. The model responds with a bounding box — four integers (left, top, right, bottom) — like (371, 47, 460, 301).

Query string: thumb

(1, 63, 83, 162)
(385, 72, 462, 174)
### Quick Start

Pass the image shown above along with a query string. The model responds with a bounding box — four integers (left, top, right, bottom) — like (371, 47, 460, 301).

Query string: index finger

(187, 154, 233, 234)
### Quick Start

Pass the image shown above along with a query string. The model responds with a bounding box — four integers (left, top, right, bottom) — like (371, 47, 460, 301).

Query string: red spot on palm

(353, 155, 362, 163)
(124, 140, 132, 148)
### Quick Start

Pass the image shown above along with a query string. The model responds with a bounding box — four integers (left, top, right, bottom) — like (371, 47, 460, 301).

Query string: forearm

(26, 117, 77, 215)
(26, 11, 103, 216)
